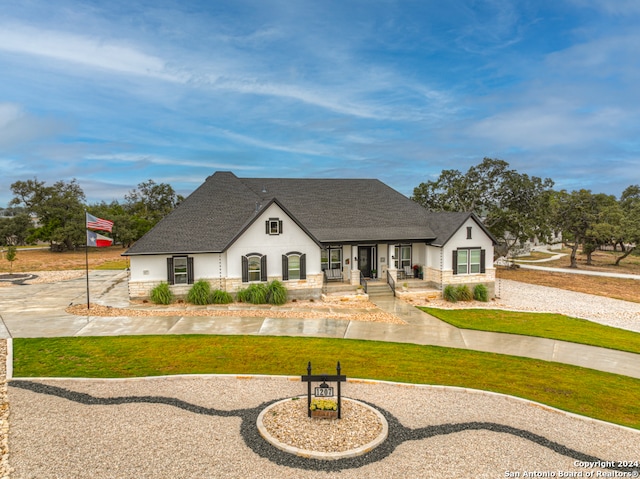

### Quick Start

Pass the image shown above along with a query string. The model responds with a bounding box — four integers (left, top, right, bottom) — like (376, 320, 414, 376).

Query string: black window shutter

(261, 255, 268, 282)
(480, 249, 486, 274)
(300, 253, 306, 280)
(242, 256, 248, 283)
(265, 220, 269, 234)
(187, 257, 194, 284)
(279, 220, 283, 234)
(167, 257, 174, 284)
(282, 255, 289, 281)
(452, 250, 458, 275)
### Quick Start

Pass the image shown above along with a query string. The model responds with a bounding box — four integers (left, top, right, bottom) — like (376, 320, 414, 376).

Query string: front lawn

(421, 307, 640, 354)
(13, 335, 640, 429)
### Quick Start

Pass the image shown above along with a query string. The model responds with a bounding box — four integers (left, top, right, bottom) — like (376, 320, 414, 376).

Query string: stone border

(256, 396, 388, 461)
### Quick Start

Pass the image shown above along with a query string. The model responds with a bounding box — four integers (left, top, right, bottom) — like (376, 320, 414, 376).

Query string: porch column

(350, 245, 360, 285)
(388, 244, 397, 277)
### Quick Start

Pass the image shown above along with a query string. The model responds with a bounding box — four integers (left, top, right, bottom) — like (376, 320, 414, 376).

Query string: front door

(358, 246, 372, 277)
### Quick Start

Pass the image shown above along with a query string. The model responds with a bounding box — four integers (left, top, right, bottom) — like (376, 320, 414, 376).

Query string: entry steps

(365, 281, 394, 298)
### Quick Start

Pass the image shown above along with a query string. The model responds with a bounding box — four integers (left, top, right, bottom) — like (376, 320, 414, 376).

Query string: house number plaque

(315, 383, 334, 397)
(302, 361, 346, 418)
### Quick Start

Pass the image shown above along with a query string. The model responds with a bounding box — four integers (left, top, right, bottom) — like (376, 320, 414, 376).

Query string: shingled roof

(124, 171, 443, 255)
(422, 211, 497, 246)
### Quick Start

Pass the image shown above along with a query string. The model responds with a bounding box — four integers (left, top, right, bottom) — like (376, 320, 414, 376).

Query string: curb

(256, 396, 388, 460)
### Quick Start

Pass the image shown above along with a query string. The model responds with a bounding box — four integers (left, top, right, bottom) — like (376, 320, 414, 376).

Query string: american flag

(86, 212, 114, 232)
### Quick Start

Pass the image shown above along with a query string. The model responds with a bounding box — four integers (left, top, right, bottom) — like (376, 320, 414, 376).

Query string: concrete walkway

(1, 271, 639, 379)
(505, 248, 640, 280)
(517, 263, 640, 279)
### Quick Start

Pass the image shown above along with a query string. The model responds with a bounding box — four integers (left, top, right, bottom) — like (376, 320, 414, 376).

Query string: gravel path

(416, 279, 640, 333)
(7, 375, 640, 479)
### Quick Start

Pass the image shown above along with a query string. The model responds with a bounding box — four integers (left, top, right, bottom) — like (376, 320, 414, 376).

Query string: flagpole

(85, 212, 90, 310)
(86, 239, 90, 309)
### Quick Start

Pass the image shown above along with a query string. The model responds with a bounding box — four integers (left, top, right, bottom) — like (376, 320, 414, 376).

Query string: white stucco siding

(411, 242, 426, 268)
(426, 246, 443, 270)
(442, 218, 494, 270)
(226, 203, 321, 278)
(129, 255, 168, 282)
(193, 253, 226, 280)
(129, 253, 226, 282)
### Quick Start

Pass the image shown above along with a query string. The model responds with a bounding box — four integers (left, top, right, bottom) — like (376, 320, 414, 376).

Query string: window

(453, 248, 485, 275)
(467, 226, 472, 239)
(266, 218, 283, 235)
(166, 256, 193, 285)
(394, 245, 411, 269)
(282, 252, 306, 281)
(288, 254, 300, 280)
(457, 249, 468, 274)
(248, 255, 261, 282)
(242, 254, 267, 282)
(321, 248, 342, 271)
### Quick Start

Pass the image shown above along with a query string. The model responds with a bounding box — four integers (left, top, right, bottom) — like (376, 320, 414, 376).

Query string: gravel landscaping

(1, 270, 639, 477)
(7, 375, 640, 478)
(260, 397, 384, 454)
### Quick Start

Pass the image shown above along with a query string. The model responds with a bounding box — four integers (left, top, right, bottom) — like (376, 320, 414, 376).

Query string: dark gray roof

(423, 211, 498, 246)
(124, 171, 470, 255)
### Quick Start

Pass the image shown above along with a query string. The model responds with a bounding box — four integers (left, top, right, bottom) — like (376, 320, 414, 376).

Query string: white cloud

(470, 101, 626, 149)
(209, 128, 337, 157)
(567, 0, 640, 15)
(84, 153, 262, 171)
(0, 23, 186, 82)
(0, 103, 65, 148)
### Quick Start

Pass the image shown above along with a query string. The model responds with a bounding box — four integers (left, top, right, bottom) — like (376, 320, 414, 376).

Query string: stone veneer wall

(419, 267, 496, 298)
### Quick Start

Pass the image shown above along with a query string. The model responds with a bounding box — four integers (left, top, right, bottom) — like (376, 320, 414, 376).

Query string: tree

(412, 158, 555, 258)
(615, 185, 640, 265)
(10, 178, 86, 250)
(5, 245, 17, 274)
(0, 213, 34, 246)
(551, 189, 610, 268)
(582, 194, 622, 265)
(124, 179, 183, 226)
(88, 200, 140, 248)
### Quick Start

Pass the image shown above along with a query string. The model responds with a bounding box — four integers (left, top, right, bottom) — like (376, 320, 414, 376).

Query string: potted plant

(371, 269, 377, 279)
(310, 398, 338, 419)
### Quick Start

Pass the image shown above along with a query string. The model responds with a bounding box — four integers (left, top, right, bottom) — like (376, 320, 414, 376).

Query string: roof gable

(424, 211, 498, 246)
(124, 171, 440, 255)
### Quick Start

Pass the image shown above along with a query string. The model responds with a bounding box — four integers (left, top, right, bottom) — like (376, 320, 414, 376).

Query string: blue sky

(1, 0, 639, 207)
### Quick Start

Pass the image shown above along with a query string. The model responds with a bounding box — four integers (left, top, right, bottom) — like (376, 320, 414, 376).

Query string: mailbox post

(301, 361, 346, 418)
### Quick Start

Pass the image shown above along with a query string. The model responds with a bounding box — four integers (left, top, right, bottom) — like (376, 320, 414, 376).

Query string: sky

(1, 0, 640, 207)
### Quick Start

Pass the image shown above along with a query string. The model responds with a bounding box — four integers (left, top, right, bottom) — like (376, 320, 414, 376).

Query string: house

(123, 171, 497, 300)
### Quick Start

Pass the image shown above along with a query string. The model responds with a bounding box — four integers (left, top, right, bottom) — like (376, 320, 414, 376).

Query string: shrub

(187, 280, 212, 305)
(266, 280, 287, 305)
(210, 289, 233, 304)
(150, 282, 173, 305)
(455, 285, 473, 301)
(237, 283, 268, 304)
(473, 284, 489, 302)
(443, 284, 457, 303)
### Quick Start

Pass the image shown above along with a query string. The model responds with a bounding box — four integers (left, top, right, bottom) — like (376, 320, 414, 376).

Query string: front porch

(322, 273, 441, 301)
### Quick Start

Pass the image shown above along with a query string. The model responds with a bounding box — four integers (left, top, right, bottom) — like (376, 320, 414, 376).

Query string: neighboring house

(123, 171, 497, 300)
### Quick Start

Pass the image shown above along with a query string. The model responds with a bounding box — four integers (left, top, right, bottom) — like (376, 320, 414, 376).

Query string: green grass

(421, 307, 640, 354)
(13, 335, 640, 429)
(94, 260, 128, 270)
